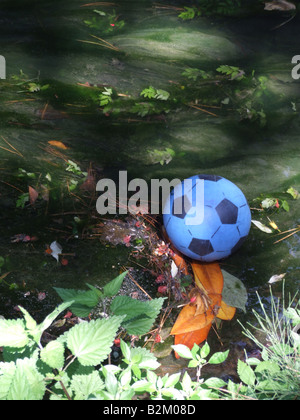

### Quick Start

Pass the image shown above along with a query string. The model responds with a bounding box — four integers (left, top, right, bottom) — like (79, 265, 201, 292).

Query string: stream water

(0, 0, 299, 374)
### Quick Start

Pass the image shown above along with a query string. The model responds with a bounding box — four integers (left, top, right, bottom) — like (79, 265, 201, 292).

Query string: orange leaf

(191, 262, 224, 295)
(170, 292, 221, 335)
(48, 141, 68, 150)
(174, 324, 212, 359)
(171, 251, 189, 275)
(217, 300, 236, 321)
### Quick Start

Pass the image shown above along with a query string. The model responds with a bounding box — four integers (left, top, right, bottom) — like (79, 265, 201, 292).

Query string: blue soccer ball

(163, 174, 251, 262)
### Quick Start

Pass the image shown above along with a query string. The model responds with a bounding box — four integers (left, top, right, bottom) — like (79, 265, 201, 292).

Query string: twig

(273, 225, 300, 244)
(77, 36, 120, 52)
(152, 3, 183, 11)
(271, 14, 296, 31)
(125, 268, 152, 300)
(0, 180, 25, 194)
(80, 2, 117, 7)
(41, 102, 49, 120)
(188, 103, 218, 117)
(5, 99, 36, 104)
(0, 136, 24, 158)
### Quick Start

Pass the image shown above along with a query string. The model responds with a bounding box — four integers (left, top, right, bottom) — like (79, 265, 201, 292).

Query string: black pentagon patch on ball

(172, 195, 192, 219)
(197, 174, 222, 182)
(188, 238, 214, 257)
(231, 236, 247, 254)
(216, 199, 238, 224)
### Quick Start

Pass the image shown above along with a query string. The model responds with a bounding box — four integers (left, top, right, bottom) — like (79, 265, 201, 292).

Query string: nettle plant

(0, 273, 298, 400)
(0, 303, 228, 400)
(0, 271, 229, 400)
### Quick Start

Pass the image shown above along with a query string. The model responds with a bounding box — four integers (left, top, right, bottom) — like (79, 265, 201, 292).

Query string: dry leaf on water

(48, 141, 69, 150)
(268, 273, 286, 284)
(217, 300, 236, 321)
(29, 186, 38, 205)
(171, 259, 237, 356)
(251, 220, 273, 234)
(174, 324, 212, 358)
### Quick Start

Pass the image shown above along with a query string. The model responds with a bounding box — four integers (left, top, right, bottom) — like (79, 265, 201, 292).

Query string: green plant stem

(63, 355, 77, 373)
(59, 381, 72, 401)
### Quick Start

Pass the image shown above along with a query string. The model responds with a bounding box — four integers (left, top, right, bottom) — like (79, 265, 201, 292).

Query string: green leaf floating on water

(221, 270, 248, 313)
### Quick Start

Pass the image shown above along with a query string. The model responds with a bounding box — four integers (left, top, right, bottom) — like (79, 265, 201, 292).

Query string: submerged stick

(0, 136, 24, 158)
(77, 36, 120, 52)
(188, 104, 218, 117)
(80, 2, 117, 7)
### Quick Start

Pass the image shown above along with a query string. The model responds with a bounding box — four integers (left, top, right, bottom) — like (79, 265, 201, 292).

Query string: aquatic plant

(216, 65, 245, 81)
(177, 0, 243, 18)
(254, 186, 299, 213)
(140, 86, 170, 101)
(84, 9, 125, 33)
(178, 6, 201, 20)
(98, 87, 114, 107)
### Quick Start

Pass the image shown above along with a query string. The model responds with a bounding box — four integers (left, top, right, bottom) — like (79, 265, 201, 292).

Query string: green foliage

(182, 68, 211, 81)
(287, 187, 300, 200)
(98, 85, 172, 117)
(197, 0, 242, 17)
(9, 70, 49, 94)
(54, 272, 165, 337)
(173, 342, 229, 387)
(93, 66, 274, 126)
(18, 168, 36, 179)
(178, 1, 243, 19)
(178, 7, 201, 20)
(65, 160, 87, 177)
(99, 87, 113, 107)
(54, 271, 127, 317)
(233, 289, 300, 400)
(0, 300, 229, 400)
(110, 295, 165, 336)
(147, 147, 176, 166)
(84, 9, 125, 33)
(217, 65, 245, 81)
(0, 302, 123, 400)
(66, 316, 125, 366)
(254, 187, 299, 213)
(129, 102, 153, 117)
(181, 63, 274, 126)
(0, 286, 298, 400)
(16, 193, 29, 209)
(140, 86, 170, 101)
